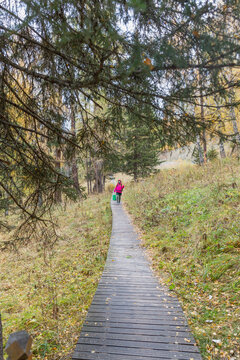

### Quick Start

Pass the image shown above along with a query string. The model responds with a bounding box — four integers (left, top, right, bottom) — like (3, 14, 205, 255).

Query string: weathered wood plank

(79, 331, 196, 343)
(86, 310, 185, 319)
(76, 338, 199, 352)
(73, 345, 202, 360)
(80, 325, 196, 338)
(85, 316, 187, 326)
(83, 321, 190, 332)
(73, 352, 202, 360)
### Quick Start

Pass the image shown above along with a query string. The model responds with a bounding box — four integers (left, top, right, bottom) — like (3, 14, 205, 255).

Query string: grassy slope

(124, 159, 240, 360)
(0, 193, 112, 359)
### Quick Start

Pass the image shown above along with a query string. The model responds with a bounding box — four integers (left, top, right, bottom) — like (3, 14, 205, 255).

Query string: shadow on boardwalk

(72, 200, 202, 360)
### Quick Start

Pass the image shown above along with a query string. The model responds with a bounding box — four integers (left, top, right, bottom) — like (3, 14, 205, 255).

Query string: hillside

(0, 194, 112, 360)
(124, 158, 240, 360)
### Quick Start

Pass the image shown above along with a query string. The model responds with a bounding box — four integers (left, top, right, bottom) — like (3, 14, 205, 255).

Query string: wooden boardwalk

(72, 200, 202, 360)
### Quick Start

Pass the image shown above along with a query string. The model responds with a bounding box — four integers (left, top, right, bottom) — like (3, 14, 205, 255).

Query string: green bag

(112, 194, 116, 201)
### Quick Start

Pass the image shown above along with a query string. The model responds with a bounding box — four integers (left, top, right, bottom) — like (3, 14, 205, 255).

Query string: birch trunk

(196, 135, 204, 165)
(219, 138, 226, 158)
(213, 98, 226, 159)
(230, 104, 240, 144)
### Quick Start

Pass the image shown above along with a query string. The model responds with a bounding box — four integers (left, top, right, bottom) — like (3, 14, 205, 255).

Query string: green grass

(0, 193, 112, 360)
(124, 158, 240, 360)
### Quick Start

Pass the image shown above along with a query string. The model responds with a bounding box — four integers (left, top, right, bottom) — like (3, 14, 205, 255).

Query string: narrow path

(72, 200, 202, 360)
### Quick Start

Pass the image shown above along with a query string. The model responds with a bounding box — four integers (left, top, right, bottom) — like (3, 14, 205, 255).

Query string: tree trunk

(230, 103, 240, 144)
(196, 135, 204, 165)
(86, 156, 89, 195)
(90, 178, 92, 193)
(55, 148, 62, 203)
(72, 161, 80, 195)
(133, 139, 138, 181)
(71, 160, 80, 194)
(225, 72, 240, 150)
(213, 98, 226, 159)
(0, 313, 4, 360)
(94, 160, 99, 193)
(219, 138, 226, 158)
(93, 160, 104, 193)
(103, 175, 105, 191)
(70, 103, 81, 195)
(87, 175, 90, 195)
(98, 164, 103, 193)
(200, 89, 207, 163)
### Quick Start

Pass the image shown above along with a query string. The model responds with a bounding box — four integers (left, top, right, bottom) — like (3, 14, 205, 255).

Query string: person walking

(114, 180, 124, 204)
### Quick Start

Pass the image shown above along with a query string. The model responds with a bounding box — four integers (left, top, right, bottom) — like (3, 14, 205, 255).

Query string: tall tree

(122, 109, 161, 181)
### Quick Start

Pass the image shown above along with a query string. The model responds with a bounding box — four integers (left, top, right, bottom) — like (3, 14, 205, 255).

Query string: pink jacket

(114, 184, 124, 193)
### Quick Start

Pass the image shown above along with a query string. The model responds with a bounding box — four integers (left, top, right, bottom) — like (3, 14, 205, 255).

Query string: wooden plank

(76, 338, 199, 352)
(73, 345, 202, 359)
(85, 316, 187, 326)
(83, 321, 190, 332)
(80, 325, 196, 338)
(89, 303, 182, 310)
(73, 353, 202, 360)
(90, 298, 179, 306)
(79, 331, 196, 343)
(86, 310, 185, 318)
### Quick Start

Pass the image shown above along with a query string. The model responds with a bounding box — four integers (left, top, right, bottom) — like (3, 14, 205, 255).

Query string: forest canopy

(0, 0, 240, 244)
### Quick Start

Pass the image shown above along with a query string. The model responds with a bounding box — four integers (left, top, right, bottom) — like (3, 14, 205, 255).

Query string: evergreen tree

(1, 0, 240, 243)
(122, 110, 161, 181)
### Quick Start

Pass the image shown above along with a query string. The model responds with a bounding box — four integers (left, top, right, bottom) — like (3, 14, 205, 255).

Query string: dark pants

(116, 192, 122, 203)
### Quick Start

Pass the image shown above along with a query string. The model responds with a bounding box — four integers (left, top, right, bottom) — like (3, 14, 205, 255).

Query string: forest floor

(0, 193, 112, 360)
(124, 158, 240, 360)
